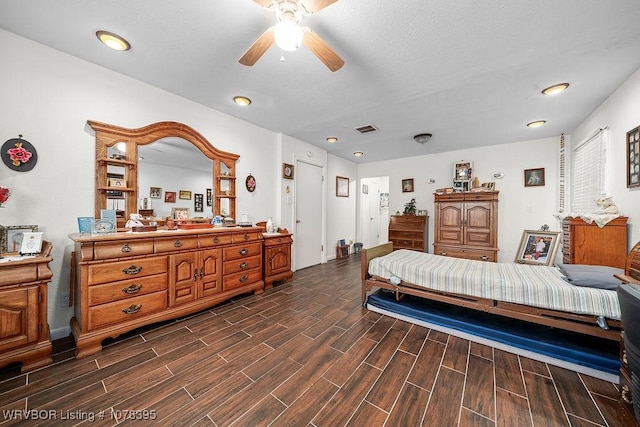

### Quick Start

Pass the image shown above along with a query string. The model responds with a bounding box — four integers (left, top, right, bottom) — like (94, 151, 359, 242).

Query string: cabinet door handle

(174, 240, 183, 248)
(213, 236, 220, 243)
(193, 270, 199, 281)
(200, 267, 204, 279)
(122, 284, 142, 294)
(243, 233, 250, 240)
(239, 262, 248, 269)
(122, 304, 142, 315)
(239, 248, 248, 255)
(123, 265, 143, 275)
(239, 275, 249, 283)
(121, 243, 132, 253)
(622, 385, 633, 404)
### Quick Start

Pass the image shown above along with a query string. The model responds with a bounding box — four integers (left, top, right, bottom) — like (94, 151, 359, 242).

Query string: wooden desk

(0, 242, 53, 372)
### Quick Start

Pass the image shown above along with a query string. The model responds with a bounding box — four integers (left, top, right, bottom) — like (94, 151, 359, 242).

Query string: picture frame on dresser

(0, 224, 39, 253)
(515, 230, 560, 266)
(626, 125, 640, 188)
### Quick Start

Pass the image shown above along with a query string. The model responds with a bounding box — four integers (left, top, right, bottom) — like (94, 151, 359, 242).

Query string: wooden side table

(336, 244, 350, 259)
(0, 241, 53, 372)
(262, 229, 293, 290)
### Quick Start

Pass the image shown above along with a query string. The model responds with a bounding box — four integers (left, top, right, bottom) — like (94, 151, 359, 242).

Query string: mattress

(368, 249, 621, 320)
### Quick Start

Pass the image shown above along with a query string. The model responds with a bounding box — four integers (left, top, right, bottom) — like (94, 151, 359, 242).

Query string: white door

(368, 181, 381, 245)
(295, 161, 323, 269)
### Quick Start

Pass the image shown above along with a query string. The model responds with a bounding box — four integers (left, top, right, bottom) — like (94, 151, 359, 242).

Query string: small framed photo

(524, 168, 545, 187)
(626, 125, 640, 188)
(165, 191, 176, 203)
(194, 193, 203, 212)
(171, 207, 190, 220)
(179, 190, 192, 200)
(108, 177, 126, 188)
(402, 178, 414, 193)
(336, 176, 349, 197)
(515, 230, 561, 266)
(150, 187, 162, 199)
(283, 163, 294, 180)
(206, 188, 212, 206)
(0, 224, 39, 253)
(19, 232, 44, 255)
(481, 182, 495, 191)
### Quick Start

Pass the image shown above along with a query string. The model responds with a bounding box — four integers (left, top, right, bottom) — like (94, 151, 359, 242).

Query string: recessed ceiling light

(527, 120, 546, 128)
(353, 151, 364, 157)
(233, 96, 251, 106)
(96, 30, 130, 51)
(326, 136, 338, 143)
(542, 83, 569, 96)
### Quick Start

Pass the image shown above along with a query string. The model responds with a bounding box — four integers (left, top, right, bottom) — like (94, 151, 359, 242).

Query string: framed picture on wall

(524, 168, 545, 187)
(150, 187, 162, 198)
(179, 190, 192, 200)
(627, 125, 640, 188)
(336, 176, 349, 197)
(402, 178, 414, 193)
(194, 193, 203, 212)
(165, 191, 176, 203)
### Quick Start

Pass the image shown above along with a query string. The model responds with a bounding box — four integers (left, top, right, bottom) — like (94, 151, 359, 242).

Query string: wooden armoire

(433, 191, 499, 262)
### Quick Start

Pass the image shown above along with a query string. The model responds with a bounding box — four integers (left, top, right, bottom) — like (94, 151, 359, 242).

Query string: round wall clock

(245, 174, 256, 192)
(2, 136, 38, 172)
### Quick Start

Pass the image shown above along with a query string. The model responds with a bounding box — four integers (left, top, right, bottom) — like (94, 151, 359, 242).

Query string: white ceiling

(2, 1, 640, 164)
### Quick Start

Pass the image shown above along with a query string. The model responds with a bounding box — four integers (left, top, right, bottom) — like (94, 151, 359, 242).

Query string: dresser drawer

(263, 234, 293, 247)
(87, 274, 167, 306)
(223, 269, 262, 292)
(154, 236, 198, 253)
(223, 242, 262, 261)
(198, 234, 233, 248)
(87, 291, 167, 330)
(88, 256, 168, 285)
(223, 254, 262, 275)
(93, 239, 154, 260)
(232, 231, 261, 243)
(434, 245, 496, 262)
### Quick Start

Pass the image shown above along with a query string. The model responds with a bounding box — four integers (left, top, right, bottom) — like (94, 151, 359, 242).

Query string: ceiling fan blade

(238, 28, 275, 66)
(302, 0, 339, 13)
(252, 0, 273, 8)
(302, 30, 344, 72)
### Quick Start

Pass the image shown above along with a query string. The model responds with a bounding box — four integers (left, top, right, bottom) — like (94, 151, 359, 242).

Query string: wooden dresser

(388, 215, 428, 251)
(262, 230, 293, 289)
(69, 227, 264, 358)
(0, 242, 53, 372)
(433, 191, 499, 262)
(561, 216, 628, 268)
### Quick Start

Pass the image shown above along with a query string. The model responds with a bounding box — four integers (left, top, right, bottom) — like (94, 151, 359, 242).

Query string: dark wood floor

(0, 254, 635, 426)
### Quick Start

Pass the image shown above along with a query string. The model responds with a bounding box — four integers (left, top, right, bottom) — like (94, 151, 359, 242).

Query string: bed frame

(362, 241, 640, 341)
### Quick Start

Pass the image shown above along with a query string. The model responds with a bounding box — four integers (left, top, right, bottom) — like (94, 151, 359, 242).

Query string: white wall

(0, 29, 278, 338)
(358, 137, 560, 262)
(326, 154, 357, 259)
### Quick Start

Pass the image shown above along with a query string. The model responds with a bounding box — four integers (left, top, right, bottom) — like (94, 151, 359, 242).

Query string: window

(571, 128, 607, 213)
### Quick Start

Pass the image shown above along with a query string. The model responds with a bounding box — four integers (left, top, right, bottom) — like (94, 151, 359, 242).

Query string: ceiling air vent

(354, 124, 378, 134)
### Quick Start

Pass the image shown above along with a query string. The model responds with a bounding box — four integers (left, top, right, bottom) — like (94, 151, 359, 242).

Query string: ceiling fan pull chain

(280, 50, 286, 62)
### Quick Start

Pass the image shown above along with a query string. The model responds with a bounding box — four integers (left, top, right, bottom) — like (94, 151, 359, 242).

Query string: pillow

(557, 264, 624, 290)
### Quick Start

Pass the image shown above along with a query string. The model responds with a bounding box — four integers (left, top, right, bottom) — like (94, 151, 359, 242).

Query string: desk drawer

(223, 254, 262, 275)
(94, 239, 154, 260)
(223, 242, 262, 261)
(223, 269, 262, 292)
(434, 245, 496, 262)
(87, 291, 167, 330)
(88, 274, 167, 306)
(88, 256, 168, 285)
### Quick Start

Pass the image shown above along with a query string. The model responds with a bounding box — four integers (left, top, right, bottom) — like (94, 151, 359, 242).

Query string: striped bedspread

(368, 250, 621, 320)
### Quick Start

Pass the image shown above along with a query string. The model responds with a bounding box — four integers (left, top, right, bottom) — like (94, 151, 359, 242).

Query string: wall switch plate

(60, 293, 70, 308)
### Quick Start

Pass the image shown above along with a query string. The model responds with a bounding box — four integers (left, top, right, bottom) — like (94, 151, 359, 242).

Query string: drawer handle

(239, 262, 248, 269)
(123, 265, 143, 275)
(213, 236, 220, 243)
(239, 275, 249, 283)
(622, 385, 633, 404)
(200, 267, 204, 279)
(121, 243, 132, 253)
(122, 284, 142, 294)
(277, 238, 282, 243)
(174, 240, 183, 248)
(480, 255, 488, 261)
(122, 304, 142, 315)
(440, 251, 447, 256)
(243, 233, 250, 240)
(239, 248, 248, 255)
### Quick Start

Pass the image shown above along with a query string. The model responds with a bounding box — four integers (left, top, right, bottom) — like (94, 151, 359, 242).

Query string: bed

(361, 241, 640, 341)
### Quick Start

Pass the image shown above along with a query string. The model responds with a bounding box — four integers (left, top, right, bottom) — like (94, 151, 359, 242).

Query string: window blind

(571, 128, 607, 213)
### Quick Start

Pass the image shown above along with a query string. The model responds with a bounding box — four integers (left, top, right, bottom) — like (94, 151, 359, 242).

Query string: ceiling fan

(239, 0, 344, 72)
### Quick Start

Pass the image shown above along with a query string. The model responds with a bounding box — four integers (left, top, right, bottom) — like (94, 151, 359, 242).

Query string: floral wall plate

(2, 137, 38, 172)
(246, 174, 256, 192)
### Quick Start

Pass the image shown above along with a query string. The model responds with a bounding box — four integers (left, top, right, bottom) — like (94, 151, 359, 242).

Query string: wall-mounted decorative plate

(2, 136, 38, 172)
(246, 174, 256, 192)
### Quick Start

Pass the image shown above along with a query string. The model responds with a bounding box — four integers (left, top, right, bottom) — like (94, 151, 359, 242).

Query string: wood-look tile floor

(0, 254, 635, 426)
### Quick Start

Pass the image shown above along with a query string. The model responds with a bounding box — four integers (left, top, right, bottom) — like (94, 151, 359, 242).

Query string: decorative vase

(266, 217, 275, 233)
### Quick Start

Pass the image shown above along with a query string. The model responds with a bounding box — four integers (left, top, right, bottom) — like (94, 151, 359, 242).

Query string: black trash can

(353, 242, 363, 254)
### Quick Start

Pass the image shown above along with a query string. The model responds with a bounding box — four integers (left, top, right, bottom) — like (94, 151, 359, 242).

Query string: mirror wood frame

(88, 120, 239, 222)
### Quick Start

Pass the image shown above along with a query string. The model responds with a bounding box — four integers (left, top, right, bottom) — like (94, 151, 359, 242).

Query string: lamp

(414, 133, 432, 144)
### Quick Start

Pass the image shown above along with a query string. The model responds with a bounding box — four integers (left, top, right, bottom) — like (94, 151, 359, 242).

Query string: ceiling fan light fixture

(527, 120, 546, 128)
(542, 83, 569, 96)
(233, 96, 252, 106)
(413, 133, 432, 144)
(274, 20, 303, 51)
(96, 30, 130, 51)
